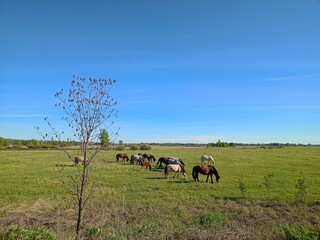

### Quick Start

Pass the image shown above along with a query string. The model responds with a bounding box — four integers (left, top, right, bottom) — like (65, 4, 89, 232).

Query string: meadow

(0, 146, 319, 239)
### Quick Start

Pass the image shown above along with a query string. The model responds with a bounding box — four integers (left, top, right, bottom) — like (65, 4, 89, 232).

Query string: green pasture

(1, 146, 319, 205)
(0, 146, 319, 239)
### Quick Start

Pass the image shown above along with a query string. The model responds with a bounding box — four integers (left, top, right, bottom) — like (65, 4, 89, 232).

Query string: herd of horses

(114, 153, 220, 183)
(74, 153, 220, 183)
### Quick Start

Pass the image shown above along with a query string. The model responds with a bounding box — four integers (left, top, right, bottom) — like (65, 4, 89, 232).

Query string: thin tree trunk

(75, 160, 87, 239)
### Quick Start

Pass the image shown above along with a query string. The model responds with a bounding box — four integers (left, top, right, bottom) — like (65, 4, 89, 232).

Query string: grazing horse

(192, 165, 220, 183)
(157, 157, 170, 168)
(165, 164, 187, 179)
(167, 157, 185, 166)
(200, 155, 215, 165)
(140, 161, 152, 171)
(157, 157, 185, 169)
(74, 156, 85, 165)
(142, 153, 156, 162)
(116, 153, 129, 162)
(130, 154, 145, 165)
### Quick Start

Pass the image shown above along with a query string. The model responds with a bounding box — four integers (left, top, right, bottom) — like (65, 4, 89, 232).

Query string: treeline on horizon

(0, 136, 317, 150)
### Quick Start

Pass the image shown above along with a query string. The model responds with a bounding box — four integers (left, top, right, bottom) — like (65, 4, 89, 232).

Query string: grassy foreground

(0, 146, 319, 239)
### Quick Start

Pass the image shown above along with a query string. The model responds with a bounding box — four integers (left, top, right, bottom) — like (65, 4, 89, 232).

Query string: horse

(165, 164, 187, 179)
(140, 161, 152, 171)
(192, 165, 220, 183)
(142, 153, 156, 162)
(74, 156, 85, 165)
(130, 154, 145, 165)
(200, 155, 215, 165)
(116, 153, 129, 162)
(167, 157, 185, 166)
(157, 157, 170, 168)
(157, 157, 185, 169)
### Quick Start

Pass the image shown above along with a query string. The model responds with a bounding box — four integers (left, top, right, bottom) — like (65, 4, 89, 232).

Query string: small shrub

(130, 145, 139, 151)
(295, 175, 307, 204)
(198, 212, 227, 226)
(86, 226, 103, 240)
(115, 145, 125, 151)
(139, 144, 151, 150)
(238, 178, 247, 199)
(2, 225, 55, 240)
(263, 174, 273, 198)
(282, 225, 319, 240)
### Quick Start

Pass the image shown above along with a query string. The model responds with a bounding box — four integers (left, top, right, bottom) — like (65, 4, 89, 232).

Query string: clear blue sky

(1, 0, 320, 144)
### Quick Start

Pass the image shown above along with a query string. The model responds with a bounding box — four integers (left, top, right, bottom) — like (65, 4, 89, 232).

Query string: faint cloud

(257, 74, 320, 83)
(0, 114, 45, 118)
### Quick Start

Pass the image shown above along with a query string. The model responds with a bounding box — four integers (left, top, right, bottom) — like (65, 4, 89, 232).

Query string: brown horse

(157, 157, 170, 168)
(140, 161, 152, 171)
(192, 165, 220, 183)
(116, 153, 129, 162)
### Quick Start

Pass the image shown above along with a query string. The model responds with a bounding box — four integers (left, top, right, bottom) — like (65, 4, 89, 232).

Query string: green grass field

(1, 146, 319, 239)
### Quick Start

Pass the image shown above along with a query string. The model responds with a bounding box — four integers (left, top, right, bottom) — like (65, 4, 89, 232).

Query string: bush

(2, 225, 55, 240)
(139, 144, 151, 150)
(130, 145, 139, 151)
(115, 145, 125, 151)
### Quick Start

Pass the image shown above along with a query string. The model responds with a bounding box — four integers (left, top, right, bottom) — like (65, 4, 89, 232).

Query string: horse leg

(206, 174, 209, 183)
(210, 174, 213, 183)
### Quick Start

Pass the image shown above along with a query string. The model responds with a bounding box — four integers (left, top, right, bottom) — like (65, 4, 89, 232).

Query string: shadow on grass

(143, 177, 165, 180)
(55, 164, 74, 167)
(223, 196, 246, 201)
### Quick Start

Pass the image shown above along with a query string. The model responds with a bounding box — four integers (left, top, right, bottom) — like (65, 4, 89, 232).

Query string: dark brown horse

(116, 153, 129, 162)
(192, 165, 220, 183)
(157, 157, 169, 168)
(142, 153, 156, 162)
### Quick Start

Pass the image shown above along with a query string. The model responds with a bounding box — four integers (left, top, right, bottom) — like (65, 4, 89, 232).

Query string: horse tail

(192, 166, 197, 181)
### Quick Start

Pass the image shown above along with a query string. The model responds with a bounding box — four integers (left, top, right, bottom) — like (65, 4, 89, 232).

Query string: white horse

(200, 155, 215, 165)
(74, 156, 86, 165)
(130, 154, 145, 164)
(164, 164, 186, 179)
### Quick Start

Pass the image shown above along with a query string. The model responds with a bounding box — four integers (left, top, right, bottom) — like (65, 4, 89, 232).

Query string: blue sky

(0, 0, 320, 144)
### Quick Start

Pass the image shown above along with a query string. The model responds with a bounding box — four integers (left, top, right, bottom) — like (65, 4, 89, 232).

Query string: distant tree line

(0, 137, 75, 149)
(0, 136, 317, 150)
(207, 140, 235, 147)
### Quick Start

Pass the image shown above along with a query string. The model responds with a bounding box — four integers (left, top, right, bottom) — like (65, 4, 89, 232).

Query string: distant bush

(130, 145, 139, 150)
(139, 144, 151, 150)
(2, 225, 55, 240)
(115, 145, 125, 151)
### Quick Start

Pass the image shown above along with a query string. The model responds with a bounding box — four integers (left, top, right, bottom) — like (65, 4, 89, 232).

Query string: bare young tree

(37, 76, 118, 239)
